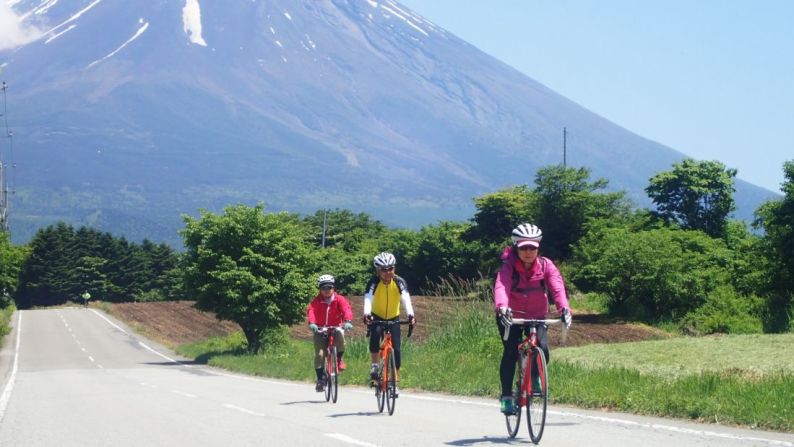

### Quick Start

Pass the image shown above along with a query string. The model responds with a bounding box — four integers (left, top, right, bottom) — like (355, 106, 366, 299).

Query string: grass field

(176, 303, 794, 432)
(0, 304, 14, 345)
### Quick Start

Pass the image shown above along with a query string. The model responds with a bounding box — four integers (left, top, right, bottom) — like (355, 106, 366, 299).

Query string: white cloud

(0, 4, 42, 50)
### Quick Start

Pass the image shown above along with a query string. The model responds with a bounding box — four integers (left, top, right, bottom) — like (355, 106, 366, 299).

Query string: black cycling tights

(496, 317, 549, 397)
(369, 317, 402, 369)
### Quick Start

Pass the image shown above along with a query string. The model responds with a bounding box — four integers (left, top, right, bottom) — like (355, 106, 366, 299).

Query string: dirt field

(106, 297, 670, 349)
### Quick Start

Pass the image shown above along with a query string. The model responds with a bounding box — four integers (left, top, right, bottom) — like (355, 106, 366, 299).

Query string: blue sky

(399, 0, 793, 194)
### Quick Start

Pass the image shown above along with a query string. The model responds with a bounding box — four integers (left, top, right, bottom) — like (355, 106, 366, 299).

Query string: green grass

(175, 302, 794, 432)
(0, 303, 15, 346)
(555, 333, 794, 378)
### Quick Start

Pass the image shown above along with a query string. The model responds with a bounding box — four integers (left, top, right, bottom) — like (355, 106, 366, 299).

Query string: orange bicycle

(501, 310, 567, 443)
(367, 319, 413, 415)
(317, 325, 345, 403)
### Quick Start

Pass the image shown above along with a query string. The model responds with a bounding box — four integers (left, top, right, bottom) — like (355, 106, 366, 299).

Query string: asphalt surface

(1, 308, 793, 446)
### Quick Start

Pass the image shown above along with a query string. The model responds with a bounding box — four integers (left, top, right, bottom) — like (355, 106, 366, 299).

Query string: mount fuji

(0, 0, 778, 245)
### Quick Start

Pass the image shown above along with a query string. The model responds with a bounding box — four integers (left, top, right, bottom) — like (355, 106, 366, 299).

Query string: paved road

(1, 308, 793, 446)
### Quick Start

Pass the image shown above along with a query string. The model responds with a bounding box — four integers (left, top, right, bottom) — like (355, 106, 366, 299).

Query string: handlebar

(316, 326, 346, 335)
(365, 319, 414, 338)
(501, 313, 567, 344)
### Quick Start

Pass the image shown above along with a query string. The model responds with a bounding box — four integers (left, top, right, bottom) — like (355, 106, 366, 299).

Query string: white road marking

(91, 309, 192, 367)
(0, 312, 22, 422)
(88, 356, 95, 363)
(325, 433, 379, 446)
(223, 404, 264, 417)
(171, 390, 197, 399)
(91, 309, 129, 334)
(137, 341, 192, 367)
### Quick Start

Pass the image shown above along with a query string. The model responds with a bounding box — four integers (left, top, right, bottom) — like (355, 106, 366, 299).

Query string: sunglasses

(320, 285, 334, 291)
(518, 245, 538, 251)
(378, 267, 395, 272)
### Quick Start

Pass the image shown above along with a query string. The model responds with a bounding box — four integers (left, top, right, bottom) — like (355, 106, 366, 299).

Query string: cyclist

(494, 223, 572, 414)
(363, 252, 416, 396)
(307, 274, 353, 392)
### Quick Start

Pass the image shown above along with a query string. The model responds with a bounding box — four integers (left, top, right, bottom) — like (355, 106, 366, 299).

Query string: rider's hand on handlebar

(309, 323, 319, 333)
(497, 307, 512, 326)
(408, 314, 416, 326)
(343, 321, 353, 331)
(562, 308, 572, 329)
(362, 314, 373, 325)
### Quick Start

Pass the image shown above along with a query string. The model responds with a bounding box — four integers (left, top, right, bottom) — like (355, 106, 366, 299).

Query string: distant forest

(2, 161, 793, 335)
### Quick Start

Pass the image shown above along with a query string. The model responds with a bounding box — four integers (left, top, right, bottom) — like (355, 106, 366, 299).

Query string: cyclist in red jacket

(307, 274, 353, 392)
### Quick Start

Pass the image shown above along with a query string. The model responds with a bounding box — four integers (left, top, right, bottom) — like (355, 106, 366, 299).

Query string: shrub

(679, 285, 763, 335)
(571, 227, 733, 321)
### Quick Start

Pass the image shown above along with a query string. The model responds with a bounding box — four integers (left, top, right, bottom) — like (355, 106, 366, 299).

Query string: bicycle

(501, 310, 567, 443)
(316, 325, 346, 403)
(366, 319, 413, 415)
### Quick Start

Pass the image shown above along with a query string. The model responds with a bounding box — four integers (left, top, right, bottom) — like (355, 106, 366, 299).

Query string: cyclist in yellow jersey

(363, 252, 415, 396)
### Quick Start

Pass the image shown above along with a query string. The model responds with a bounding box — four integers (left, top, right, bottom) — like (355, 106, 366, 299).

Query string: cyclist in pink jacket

(493, 223, 572, 414)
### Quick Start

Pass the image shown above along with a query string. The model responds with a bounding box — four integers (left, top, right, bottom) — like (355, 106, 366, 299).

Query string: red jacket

(306, 293, 353, 327)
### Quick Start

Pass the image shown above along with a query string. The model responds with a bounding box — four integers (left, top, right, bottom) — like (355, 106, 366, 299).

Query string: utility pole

(563, 127, 567, 167)
(0, 81, 10, 233)
(321, 209, 328, 248)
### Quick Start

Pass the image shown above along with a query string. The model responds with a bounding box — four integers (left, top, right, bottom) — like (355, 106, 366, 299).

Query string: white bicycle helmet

(511, 223, 543, 246)
(373, 252, 397, 269)
(317, 274, 335, 288)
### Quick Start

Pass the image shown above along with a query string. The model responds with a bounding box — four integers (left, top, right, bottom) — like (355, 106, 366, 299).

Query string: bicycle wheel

(329, 347, 339, 403)
(324, 347, 332, 402)
(376, 357, 386, 413)
(505, 355, 524, 438)
(526, 347, 548, 443)
(385, 350, 397, 415)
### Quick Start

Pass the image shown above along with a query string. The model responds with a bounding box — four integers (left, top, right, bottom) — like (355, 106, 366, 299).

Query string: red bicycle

(501, 311, 567, 443)
(367, 320, 413, 415)
(316, 325, 346, 403)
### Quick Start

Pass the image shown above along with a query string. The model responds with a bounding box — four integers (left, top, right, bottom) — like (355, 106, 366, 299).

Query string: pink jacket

(493, 246, 570, 318)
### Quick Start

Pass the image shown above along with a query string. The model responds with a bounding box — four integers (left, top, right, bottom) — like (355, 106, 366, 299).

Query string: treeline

(1, 160, 792, 343)
(11, 223, 183, 307)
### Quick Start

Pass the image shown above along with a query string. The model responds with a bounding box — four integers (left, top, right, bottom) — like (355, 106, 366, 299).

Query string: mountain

(0, 0, 779, 246)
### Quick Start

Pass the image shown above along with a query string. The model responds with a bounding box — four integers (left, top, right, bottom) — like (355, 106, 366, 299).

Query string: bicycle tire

(505, 354, 524, 438)
(324, 347, 332, 402)
(526, 347, 548, 443)
(386, 350, 397, 415)
(376, 357, 386, 413)
(329, 347, 339, 403)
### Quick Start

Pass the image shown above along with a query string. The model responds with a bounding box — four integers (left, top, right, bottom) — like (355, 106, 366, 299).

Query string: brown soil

(105, 297, 670, 348)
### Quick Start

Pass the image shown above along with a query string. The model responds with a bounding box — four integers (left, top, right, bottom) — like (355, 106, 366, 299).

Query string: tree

(571, 226, 735, 322)
(533, 165, 630, 260)
(408, 221, 481, 293)
(754, 160, 794, 331)
(465, 186, 536, 246)
(181, 204, 314, 353)
(0, 231, 27, 306)
(303, 209, 387, 251)
(646, 159, 737, 238)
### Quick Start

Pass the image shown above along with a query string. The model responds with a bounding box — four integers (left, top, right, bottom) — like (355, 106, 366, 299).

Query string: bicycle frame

(501, 312, 565, 442)
(317, 326, 344, 403)
(367, 319, 413, 415)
